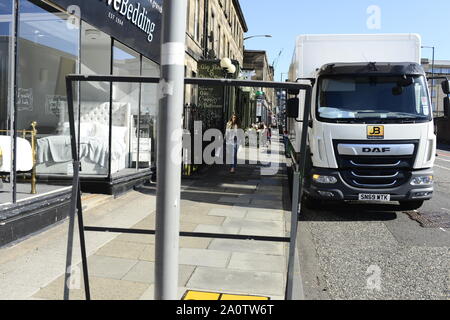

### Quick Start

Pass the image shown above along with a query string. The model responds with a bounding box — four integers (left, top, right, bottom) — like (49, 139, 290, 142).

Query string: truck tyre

(398, 200, 424, 211)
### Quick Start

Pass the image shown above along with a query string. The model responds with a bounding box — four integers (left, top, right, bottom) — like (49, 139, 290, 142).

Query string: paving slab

(122, 261, 195, 286)
(223, 217, 285, 235)
(209, 239, 285, 256)
(179, 248, 231, 268)
(87, 255, 138, 280)
(217, 196, 251, 205)
(246, 210, 285, 221)
(187, 267, 285, 297)
(138, 244, 155, 262)
(32, 275, 150, 300)
(95, 240, 148, 260)
(228, 252, 286, 273)
(193, 224, 240, 235)
(208, 208, 247, 219)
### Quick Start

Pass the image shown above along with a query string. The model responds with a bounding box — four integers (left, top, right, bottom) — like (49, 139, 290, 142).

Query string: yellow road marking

(183, 291, 221, 300)
(182, 290, 269, 300)
(221, 294, 269, 300)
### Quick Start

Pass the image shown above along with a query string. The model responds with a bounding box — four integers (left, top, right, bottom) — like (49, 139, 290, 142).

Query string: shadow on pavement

(300, 202, 399, 222)
(136, 164, 290, 212)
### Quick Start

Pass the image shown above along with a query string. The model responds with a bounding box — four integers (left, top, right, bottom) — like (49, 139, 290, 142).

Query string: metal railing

(64, 74, 312, 300)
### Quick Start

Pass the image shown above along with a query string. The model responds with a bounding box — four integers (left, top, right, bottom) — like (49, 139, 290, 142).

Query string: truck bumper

(305, 167, 434, 202)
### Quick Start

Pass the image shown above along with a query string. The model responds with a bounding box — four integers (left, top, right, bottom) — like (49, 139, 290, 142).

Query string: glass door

(0, 0, 14, 205)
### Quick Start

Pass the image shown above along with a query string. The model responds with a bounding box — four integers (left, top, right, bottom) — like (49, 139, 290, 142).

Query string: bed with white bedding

(35, 102, 131, 176)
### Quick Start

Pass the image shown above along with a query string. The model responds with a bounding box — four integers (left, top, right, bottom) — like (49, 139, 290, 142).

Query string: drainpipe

(203, 0, 209, 58)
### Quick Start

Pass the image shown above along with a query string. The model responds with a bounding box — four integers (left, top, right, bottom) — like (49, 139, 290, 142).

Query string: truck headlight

(410, 176, 433, 185)
(313, 174, 337, 184)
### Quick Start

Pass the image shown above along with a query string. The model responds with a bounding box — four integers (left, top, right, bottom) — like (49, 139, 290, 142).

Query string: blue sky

(240, 0, 450, 81)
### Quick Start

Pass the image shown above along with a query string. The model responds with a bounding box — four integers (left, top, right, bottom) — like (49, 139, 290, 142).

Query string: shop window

(77, 22, 111, 177)
(0, 0, 13, 204)
(141, 57, 160, 169)
(14, 0, 79, 199)
(112, 41, 141, 175)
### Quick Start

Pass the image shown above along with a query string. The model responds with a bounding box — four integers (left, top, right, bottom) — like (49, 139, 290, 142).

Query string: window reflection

(0, 0, 13, 204)
(78, 22, 111, 176)
(141, 57, 160, 169)
(113, 42, 140, 174)
(16, 0, 79, 197)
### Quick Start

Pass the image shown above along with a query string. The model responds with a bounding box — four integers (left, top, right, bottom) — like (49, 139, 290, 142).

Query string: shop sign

(51, 0, 163, 63)
(198, 61, 224, 109)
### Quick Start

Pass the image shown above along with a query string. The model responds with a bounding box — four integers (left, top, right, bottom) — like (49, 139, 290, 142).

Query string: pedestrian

(259, 123, 267, 148)
(265, 123, 272, 147)
(226, 114, 241, 173)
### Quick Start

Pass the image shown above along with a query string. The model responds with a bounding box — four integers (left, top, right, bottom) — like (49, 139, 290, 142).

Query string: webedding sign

(52, 0, 163, 63)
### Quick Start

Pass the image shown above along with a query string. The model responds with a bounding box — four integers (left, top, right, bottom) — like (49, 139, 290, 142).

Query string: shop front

(0, 0, 162, 246)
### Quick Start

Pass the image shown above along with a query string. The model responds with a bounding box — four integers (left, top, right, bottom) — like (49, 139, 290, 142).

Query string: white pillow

(62, 122, 96, 137)
(94, 122, 128, 145)
(94, 122, 110, 140)
(112, 126, 128, 145)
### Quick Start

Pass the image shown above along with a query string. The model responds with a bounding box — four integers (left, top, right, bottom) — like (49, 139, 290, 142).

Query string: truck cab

(303, 62, 435, 210)
(286, 34, 443, 210)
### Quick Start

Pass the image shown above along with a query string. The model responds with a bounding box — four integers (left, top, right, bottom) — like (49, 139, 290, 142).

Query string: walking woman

(226, 114, 241, 173)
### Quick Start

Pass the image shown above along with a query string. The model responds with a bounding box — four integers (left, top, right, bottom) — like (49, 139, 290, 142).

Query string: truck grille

(334, 141, 418, 189)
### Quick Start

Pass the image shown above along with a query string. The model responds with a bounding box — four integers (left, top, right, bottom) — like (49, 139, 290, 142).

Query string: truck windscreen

(317, 75, 432, 122)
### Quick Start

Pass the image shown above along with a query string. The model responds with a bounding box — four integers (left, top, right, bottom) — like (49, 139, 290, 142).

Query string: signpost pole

(154, 0, 188, 300)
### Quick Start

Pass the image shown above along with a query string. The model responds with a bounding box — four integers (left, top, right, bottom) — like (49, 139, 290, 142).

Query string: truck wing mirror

(398, 76, 414, 87)
(444, 97, 450, 118)
(286, 98, 299, 118)
(287, 88, 300, 95)
(442, 80, 450, 95)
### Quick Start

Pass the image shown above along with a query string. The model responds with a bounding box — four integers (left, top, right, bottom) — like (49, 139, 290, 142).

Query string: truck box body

(291, 34, 421, 79)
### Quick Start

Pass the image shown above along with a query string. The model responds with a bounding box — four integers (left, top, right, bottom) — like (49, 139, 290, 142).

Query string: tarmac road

(296, 146, 450, 300)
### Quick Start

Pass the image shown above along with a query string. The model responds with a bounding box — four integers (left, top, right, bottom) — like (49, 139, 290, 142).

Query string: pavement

(0, 132, 294, 300)
(296, 147, 450, 300)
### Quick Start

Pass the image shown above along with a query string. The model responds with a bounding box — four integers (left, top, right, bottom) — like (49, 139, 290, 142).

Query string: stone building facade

(184, 0, 248, 105)
(242, 50, 276, 127)
(421, 59, 450, 118)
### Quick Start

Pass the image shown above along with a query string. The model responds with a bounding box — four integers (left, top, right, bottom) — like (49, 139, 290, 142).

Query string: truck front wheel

(398, 200, 424, 211)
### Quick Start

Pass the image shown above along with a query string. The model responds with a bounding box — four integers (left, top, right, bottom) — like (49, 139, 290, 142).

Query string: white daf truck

(287, 34, 449, 210)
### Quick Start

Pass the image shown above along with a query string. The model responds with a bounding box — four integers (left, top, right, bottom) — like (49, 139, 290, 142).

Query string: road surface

(297, 146, 450, 300)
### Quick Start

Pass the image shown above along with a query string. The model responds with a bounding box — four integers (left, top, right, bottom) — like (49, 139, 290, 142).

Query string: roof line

(233, 0, 248, 32)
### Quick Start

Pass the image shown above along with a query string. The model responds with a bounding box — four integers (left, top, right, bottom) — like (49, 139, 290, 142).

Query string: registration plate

(358, 194, 391, 202)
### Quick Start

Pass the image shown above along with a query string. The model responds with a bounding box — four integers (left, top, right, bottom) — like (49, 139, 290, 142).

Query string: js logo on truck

(367, 125, 384, 140)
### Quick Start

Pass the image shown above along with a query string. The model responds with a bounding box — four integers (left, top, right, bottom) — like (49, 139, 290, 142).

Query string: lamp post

(422, 46, 435, 108)
(243, 34, 272, 41)
(220, 58, 236, 130)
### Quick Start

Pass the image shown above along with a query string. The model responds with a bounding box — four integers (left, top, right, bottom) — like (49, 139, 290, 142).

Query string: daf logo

(362, 147, 391, 153)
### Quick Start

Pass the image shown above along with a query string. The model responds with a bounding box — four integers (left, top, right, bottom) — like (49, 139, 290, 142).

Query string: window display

(113, 41, 140, 174)
(18, 0, 79, 183)
(141, 57, 160, 169)
(1, 0, 161, 202)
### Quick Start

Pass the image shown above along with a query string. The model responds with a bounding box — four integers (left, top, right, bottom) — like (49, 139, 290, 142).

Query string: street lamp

(243, 34, 272, 41)
(220, 57, 236, 74)
(220, 58, 236, 130)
